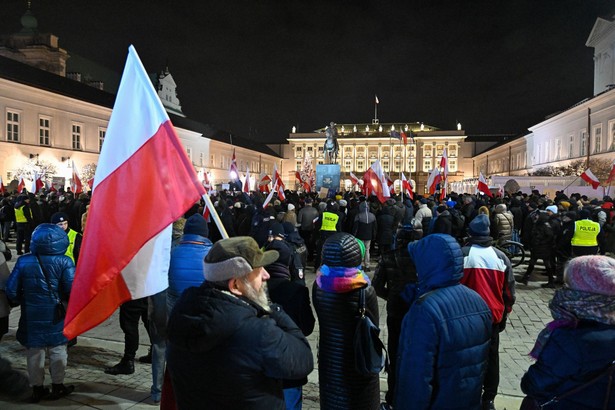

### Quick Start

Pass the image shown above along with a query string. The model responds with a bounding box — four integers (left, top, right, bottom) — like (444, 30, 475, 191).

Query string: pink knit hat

(564, 256, 615, 296)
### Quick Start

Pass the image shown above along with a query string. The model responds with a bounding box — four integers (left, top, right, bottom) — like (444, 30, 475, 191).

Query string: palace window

(555, 138, 561, 160)
(580, 130, 587, 157)
(568, 135, 574, 158)
(296, 161, 301, 171)
(450, 160, 457, 172)
(357, 160, 365, 172)
(382, 160, 389, 172)
(423, 159, 432, 172)
(39, 117, 51, 146)
(72, 123, 82, 150)
(594, 124, 602, 154)
(436, 144, 444, 156)
(6, 110, 20, 142)
(423, 145, 432, 157)
(200, 152, 205, 166)
(98, 128, 106, 152)
(344, 159, 352, 171)
(448, 145, 457, 157)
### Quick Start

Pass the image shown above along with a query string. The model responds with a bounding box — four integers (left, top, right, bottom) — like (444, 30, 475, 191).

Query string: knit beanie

(183, 214, 209, 237)
(321, 233, 362, 267)
(468, 214, 490, 237)
(564, 255, 615, 296)
(545, 205, 558, 214)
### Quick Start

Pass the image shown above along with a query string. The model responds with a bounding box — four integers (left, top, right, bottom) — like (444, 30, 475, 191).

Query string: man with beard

(166, 237, 314, 409)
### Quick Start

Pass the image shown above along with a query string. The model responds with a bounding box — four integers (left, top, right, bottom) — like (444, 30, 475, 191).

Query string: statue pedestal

(316, 164, 341, 194)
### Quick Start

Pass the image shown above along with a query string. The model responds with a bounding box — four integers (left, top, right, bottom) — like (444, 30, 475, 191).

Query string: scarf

(316, 264, 371, 293)
(530, 287, 615, 359)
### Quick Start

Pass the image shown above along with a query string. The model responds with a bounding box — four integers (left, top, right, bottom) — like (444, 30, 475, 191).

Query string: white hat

(546, 205, 558, 214)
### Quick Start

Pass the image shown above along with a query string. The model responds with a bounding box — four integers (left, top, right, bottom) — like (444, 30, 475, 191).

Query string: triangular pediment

(586, 16, 615, 47)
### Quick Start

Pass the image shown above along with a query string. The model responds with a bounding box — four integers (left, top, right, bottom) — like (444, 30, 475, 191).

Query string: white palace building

(2, 6, 615, 196)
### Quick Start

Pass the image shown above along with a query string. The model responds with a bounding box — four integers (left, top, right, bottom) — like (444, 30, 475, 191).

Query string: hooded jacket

(395, 234, 492, 410)
(167, 233, 213, 311)
(6, 224, 74, 348)
(353, 202, 377, 241)
(167, 284, 314, 410)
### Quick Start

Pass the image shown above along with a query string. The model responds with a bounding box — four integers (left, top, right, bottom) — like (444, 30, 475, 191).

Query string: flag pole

(202, 193, 229, 239)
(562, 175, 581, 194)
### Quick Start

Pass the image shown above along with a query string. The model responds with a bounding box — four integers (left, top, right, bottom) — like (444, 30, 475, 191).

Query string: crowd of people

(0, 186, 614, 409)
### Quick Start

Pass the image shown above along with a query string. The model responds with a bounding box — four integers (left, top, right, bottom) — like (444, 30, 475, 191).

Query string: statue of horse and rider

(323, 121, 339, 163)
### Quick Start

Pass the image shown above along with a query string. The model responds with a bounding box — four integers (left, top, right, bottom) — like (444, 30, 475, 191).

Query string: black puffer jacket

(313, 233, 380, 410)
(167, 284, 314, 410)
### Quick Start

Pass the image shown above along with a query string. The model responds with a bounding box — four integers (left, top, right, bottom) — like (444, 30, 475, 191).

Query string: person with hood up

(395, 234, 492, 409)
(521, 255, 615, 409)
(461, 215, 516, 410)
(352, 201, 377, 271)
(518, 211, 556, 287)
(313, 233, 380, 409)
(6, 224, 75, 402)
(166, 237, 313, 409)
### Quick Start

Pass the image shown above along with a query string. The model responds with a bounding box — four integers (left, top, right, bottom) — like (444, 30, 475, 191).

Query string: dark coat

(395, 234, 492, 410)
(167, 284, 314, 410)
(268, 277, 315, 388)
(353, 202, 377, 241)
(432, 210, 452, 235)
(313, 284, 380, 410)
(521, 321, 615, 409)
(377, 206, 397, 248)
(6, 224, 74, 348)
(530, 213, 554, 259)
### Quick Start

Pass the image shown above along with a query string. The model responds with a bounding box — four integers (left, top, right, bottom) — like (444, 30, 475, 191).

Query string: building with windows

(285, 122, 472, 194)
(472, 12, 615, 188)
(0, 7, 280, 191)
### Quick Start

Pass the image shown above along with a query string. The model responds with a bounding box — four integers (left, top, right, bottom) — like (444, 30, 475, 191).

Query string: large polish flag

(363, 160, 390, 203)
(401, 172, 414, 200)
(63, 46, 205, 339)
(426, 167, 442, 195)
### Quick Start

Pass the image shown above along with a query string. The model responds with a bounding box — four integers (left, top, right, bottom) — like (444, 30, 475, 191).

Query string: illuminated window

(98, 128, 106, 152)
(39, 117, 51, 146)
(6, 110, 20, 142)
(423, 159, 432, 172)
(594, 125, 602, 154)
(568, 135, 574, 158)
(423, 145, 432, 157)
(580, 130, 587, 157)
(72, 123, 82, 150)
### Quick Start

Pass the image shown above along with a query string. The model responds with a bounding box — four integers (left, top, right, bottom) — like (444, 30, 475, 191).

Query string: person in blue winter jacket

(395, 234, 492, 410)
(6, 223, 75, 403)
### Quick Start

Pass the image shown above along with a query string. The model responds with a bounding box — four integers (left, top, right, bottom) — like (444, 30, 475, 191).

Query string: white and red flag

(349, 172, 360, 187)
(362, 160, 390, 203)
(0, 176, 5, 195)
(273, 164, 286, 201)
(401, 172, 414, 200)
(71, 160, 83, 194)
(258, 171, 271, 194)
(243, 166, 251, 193)
(87, 178, 95, 190)
(385, 172, 395, 195)
(295, 171, 302, 183)
(198, 169, 212, 222)
(229, 148, 239, 181)
(32, 171, 44, 193)
(477, 172, 493, 197)
(440, 148, 449, 180)
(63, 46, 205, 339)
(606, 159, 615, 184)
(17, 176, 26, 193)
(426, 167, 442, 195)
(581, 168, 600, 189)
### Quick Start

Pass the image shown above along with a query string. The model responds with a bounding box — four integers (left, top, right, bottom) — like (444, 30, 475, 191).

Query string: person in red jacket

(461, 214, 516, 410)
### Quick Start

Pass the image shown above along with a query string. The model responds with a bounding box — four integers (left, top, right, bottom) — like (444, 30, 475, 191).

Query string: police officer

(14, 195, 33, 255)
(314, 200, 340, 268)
(571, 209, 601, 256)
(51, 212, 82, 265)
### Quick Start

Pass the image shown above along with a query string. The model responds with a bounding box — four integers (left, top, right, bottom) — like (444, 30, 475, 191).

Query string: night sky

(3, 0, 613, 143)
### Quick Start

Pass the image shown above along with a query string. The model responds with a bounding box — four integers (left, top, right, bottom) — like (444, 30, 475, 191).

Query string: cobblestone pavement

(0, 240, 550, 409)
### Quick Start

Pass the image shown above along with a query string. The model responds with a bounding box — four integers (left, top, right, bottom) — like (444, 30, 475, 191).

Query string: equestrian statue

(323, 122, 339, 164)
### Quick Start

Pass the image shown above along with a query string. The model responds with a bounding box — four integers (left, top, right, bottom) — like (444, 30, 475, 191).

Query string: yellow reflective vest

(571, 219, 600, 246)
(65, 229, 78, 262)
(15, 205, 29, 223)
(320, 212, 339, 232)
